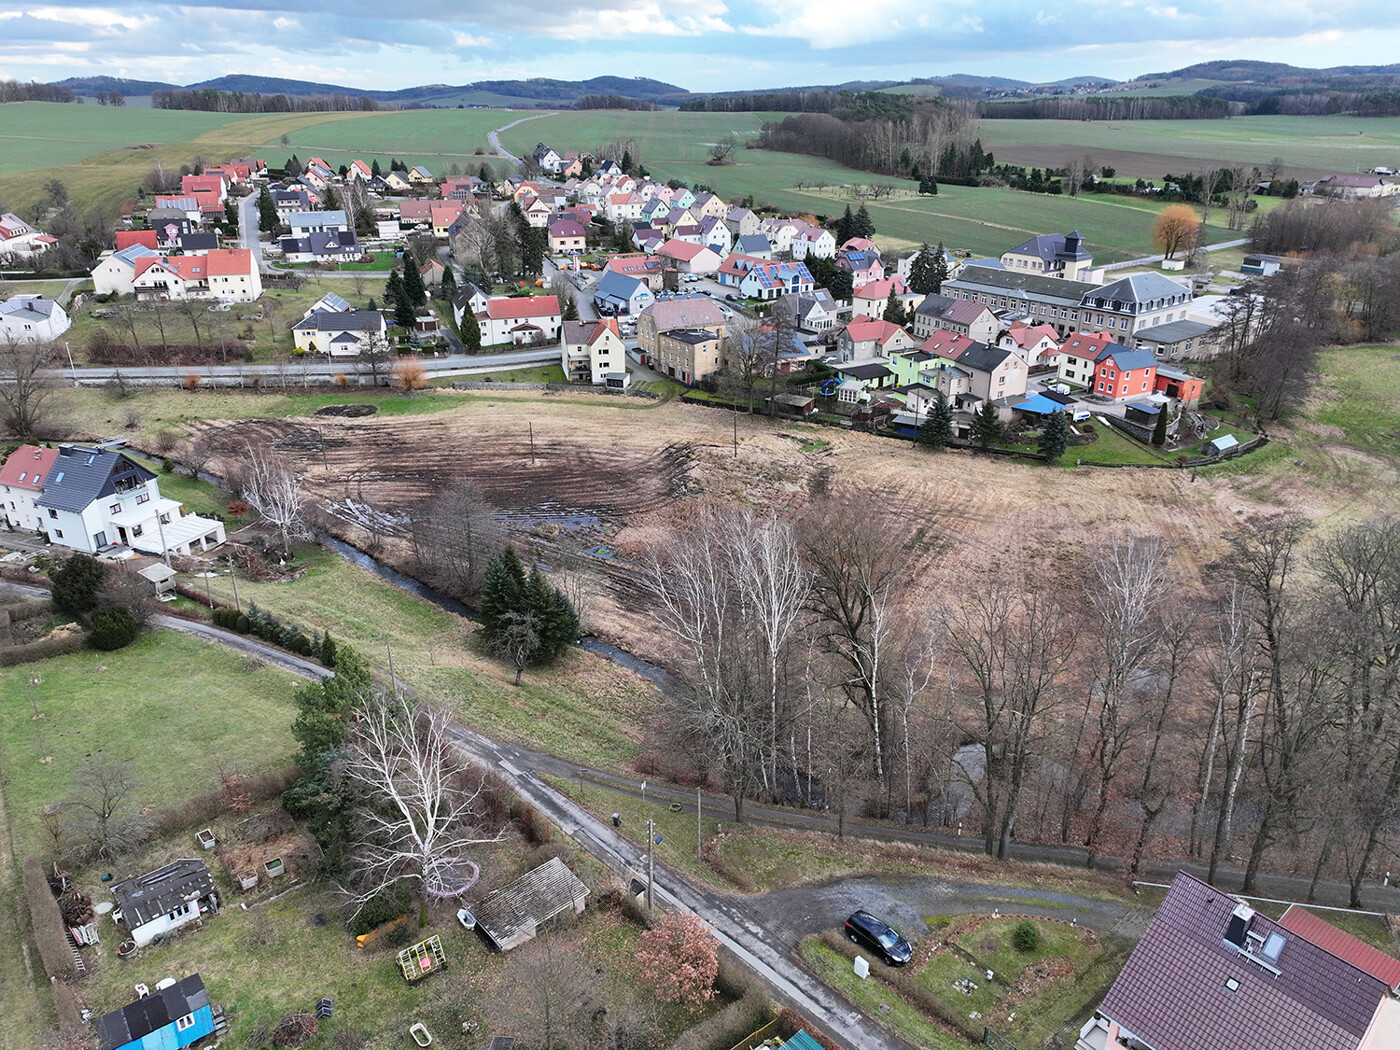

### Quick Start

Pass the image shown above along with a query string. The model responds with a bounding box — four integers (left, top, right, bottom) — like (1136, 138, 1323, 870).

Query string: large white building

(0, 443, 225, 556)
(132, 249, 262, 303)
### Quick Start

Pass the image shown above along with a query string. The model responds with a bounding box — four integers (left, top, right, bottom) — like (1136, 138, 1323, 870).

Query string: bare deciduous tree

(0, 339, 57, 438)
(344, 695, 503, 918)
(64, 756, 152, 861)
(237, 444, 312, 554)
(707, 134, 738, 166)
(407, 477, 503, 600)
(492, 610, 539, 685)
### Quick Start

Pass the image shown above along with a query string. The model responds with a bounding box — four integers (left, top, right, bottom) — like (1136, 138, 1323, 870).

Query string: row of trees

(759, 106, 979, 180)
(643, 503, 1400, 900)
(979, 95, 1233, 121)
(151, 89, 380, 113)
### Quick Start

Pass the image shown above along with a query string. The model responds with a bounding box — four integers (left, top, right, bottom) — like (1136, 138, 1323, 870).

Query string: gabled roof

(279, 230, 360, 256)
(35, 445, 157, 514)
(295, 309, 384, 334)
(1278, 906, 1400, 991)
(103, 244, 161, 272)
(485, 295, 560, 320)
(594, 269, 650, 301)
(1003, 323, 1058, 348)
(1097, 343, 1158, 371)
(842, 319, 907, 345)
(563, 318, 621, 347)
(1087, 272, 1192, 308)
(1097, 871, 1391, 1050)
(95, 974, 209, 1050)
(643, 298, 726, 332)
(474, 857, 589, 952)
(919, 329, 975, 359)
(548, 218, 587, 239)
(288, 209, 347, 228)
(1003, 230, 1091, 263)
(956, 342, 1017, 375)
(656, 239, 712, 262)
(914, 293, 993, 326)
(736, 234, 770, 254)
(854, 277, 908, 301)
(1059, 331, 1114, 360)
(114, 230, 159, 251)
(0, 444, 59, 490)
(947, 264, 1095, 305)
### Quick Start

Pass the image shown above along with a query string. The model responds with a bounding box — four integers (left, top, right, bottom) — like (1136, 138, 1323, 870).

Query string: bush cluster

(212, 603, 322, 658)
(89, 606, 139, 651)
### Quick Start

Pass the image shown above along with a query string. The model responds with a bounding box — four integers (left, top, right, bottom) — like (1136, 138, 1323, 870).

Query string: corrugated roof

(473, 857, 588, 951)
(111, 859, 215, 928)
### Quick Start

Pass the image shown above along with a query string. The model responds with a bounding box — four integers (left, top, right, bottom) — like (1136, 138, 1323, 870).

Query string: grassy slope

(255, 108, 509, 173)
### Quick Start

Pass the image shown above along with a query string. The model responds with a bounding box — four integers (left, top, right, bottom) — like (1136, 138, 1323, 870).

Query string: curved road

(488, 112, 556, 168)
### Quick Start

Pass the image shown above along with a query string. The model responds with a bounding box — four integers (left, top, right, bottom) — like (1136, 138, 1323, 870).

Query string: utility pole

(646, 818, 656, 913)
(528, 421, 536, 465)
(317, 426, 328, 471)
(229, 558, 241, 613)
(697, 786, 702, 858)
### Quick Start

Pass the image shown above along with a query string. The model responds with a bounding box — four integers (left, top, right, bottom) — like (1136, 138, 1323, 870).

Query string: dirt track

(193, 390, 1396, 660)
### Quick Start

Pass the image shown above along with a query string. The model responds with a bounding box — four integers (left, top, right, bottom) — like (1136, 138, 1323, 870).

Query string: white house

(291, 294, 386, 356)
(479, 295, 562, 346)
(4, 442, 225, 556)
(656, 240, 722, 275)
(0, 295, 70, 343)
(287, 210, 349, 237)
(699, 216, 732, 256)
(91, 245, 163, 297)
(792, 226, 837, 260)
(561, 318, 626, 384)
(132, 249, 262, 303)
(111, 859, 219, 948)
(0, 213, 57, 260)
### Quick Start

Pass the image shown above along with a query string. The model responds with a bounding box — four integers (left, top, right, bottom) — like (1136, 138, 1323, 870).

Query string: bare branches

(0, 339, 57, 438)
(236, 444, 311, 554)
(344, 695, 502, 909)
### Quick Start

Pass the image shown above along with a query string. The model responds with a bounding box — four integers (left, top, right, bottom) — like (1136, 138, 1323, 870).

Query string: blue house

(96, 974, 214, 1050)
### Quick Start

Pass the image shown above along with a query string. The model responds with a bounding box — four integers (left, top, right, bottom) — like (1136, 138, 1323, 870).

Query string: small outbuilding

(137, 562, 178, 598)
(768, 392, 816, 417)
(472, 857, 588, 952)
(111, 859, 218, 947)
(95, 973, 214, 1050)
(1241, 253, 1283, 276)
(1206, 433, 1239, 456)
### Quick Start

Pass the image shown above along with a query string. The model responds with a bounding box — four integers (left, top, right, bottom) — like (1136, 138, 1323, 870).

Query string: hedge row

(0, 632, 86, 666)
(667, 953, 773, 1050)
(150, 765, 298, 839)
(212, 604, 321, 659)
(22, 856, 76, 981)
(3, 598, 54, 622)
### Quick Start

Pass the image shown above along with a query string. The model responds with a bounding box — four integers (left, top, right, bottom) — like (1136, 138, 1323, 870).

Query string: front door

(117, 526, 128, 544)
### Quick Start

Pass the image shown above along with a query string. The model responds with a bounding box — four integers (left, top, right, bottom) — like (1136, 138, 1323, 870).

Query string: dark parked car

(845, 910, 913, 966)
(724, 293, 739, 302)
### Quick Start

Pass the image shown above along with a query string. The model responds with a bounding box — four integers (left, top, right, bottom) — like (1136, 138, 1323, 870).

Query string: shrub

(346, 885, 412, 936)
(183, 374, 200, 391)
(0, 632, 86, 666)
(51, 553, 107, 615)
(226, 500, 250, 516)
(89, 607, 139, 651)
(1012, 920, 1042, 953)
(637, 912, 720, 1011)
(236, 613, 251, 633)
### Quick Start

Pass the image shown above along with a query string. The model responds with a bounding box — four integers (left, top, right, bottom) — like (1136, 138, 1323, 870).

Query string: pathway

(487, 113, 556, 168)
(1100, 236, 1251, 272)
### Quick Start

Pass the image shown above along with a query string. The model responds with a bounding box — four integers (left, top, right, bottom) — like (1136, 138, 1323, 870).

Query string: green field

(0, 629, 300, 858)
(256, 107, 513, 173)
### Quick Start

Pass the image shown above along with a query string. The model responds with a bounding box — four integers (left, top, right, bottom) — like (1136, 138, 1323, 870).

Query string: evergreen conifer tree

(908, 244, 938, 295)
(256, 185, 279, 232)
(1152, 406, 1169, 446)
(920, 389, 954, 449)
(460, 305, 482, 352)
(852, 204, 875, 239)
(479, 546, 527, 641)
(1039, 411, 1071, 462)
(834, 204, 854, 244)
(971, 400, 1003, 449)
(883, 289, 905, 324)
(401, 257, 428, 307)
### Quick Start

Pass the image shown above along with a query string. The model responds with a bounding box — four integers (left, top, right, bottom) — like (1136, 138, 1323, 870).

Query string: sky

(2, 1, 1400, 92)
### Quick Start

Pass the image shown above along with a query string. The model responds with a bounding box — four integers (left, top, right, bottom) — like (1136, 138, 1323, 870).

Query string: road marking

(499, 760, 521, 776)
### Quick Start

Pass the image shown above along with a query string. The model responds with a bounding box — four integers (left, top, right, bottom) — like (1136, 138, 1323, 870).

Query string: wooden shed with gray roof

(472, 857, 588, 952)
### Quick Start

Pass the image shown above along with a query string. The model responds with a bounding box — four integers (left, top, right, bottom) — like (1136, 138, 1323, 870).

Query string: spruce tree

(371, 158, 382, 177)
(971, 400, 1003, 449)
(561, 292, 579, 321)
(460, 305, 482, 353)
(883, 289, 905, 324)
(479, 546, 527, 642)
(908, 244, 938, 295)
(929, 242, 949, 291)
(1039, 411, 1071, 463)
(1152, 406, 1169, 446)
(224, 197, 239, 229)
(394, 287, 417, 331)
(439, 265, 457, 302)
(256, 184, 279, 232)
(385, 269, 406, 317)
(835, 205, 854, 244)
(920, 389, 954, 449)
(322, 185, 341, 212)
(401, 257, 428, 307)
(852, 204, 875, 239)
(525, 566, 579, 661)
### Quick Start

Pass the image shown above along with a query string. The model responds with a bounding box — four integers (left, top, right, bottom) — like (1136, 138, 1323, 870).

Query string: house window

(54, 529, 63, 538)
(110, 504, 120, 515)
(132, 525, 144, 537)
(136, 492, 150, 505)
(48, 508, 57, 519)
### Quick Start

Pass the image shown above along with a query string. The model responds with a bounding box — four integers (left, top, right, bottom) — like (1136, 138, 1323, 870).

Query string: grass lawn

(1071, 425, 1172, 466)
(1312, 344, 1400, 450)
(800, 940, 969, 1050)
(471, 363, 568, 384)
(256, 108, 510, 173)
(0, 629, 302, 859)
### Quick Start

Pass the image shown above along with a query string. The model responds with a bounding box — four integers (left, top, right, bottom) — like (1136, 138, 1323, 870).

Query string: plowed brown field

(192, 390, 1400, 662)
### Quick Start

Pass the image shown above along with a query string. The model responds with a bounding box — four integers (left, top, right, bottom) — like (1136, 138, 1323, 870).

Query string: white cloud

(536, 0, 731, 39)
(450, 30, 489, 47)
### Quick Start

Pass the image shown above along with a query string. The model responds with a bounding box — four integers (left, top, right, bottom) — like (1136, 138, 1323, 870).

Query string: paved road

(488, 113, 556, 168)
(1100, 237, 1251, 273)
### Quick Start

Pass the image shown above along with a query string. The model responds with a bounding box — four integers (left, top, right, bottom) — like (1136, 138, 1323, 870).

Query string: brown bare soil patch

(189, 391, 1387, 662)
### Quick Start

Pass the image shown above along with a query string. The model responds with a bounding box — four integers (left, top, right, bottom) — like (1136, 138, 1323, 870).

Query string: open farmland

(254, 107, 512, 173)
(978, 114, 1400, 179)
(168, 361, 1400, 665)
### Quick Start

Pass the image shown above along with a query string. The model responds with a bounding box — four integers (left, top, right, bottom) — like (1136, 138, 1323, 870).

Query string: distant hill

(54, 75, 179, 95)
(1121, 60, 1400, 97)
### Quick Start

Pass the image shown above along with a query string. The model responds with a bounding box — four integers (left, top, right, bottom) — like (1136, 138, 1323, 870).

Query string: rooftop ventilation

(1224, 903, 1254, 948)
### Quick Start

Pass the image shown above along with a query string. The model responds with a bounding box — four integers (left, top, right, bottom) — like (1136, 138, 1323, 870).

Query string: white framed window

(176, 1014, 196, 1032)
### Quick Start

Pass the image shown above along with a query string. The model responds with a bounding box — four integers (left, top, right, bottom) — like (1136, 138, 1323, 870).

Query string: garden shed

(472, 857, 588, 952)
(111, 858, 218, 947)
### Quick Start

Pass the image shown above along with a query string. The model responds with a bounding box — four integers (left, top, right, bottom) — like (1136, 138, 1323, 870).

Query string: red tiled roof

(1059, 331, 1113, 360)
(1006, 323, 1059, 348)
(0, 444, 58, 489)
(589, 318, 621, 345)
(204, 249, 254, 276)
(656, 240, 710, 261)
(486, 295, 560, 320)
(135, 256, 206, 281)
(855, 277, 908, 301)
(1278, 906, 1400, 991)
(843, 319, 906, 344)
(115, 230, 158, 250)
(920, 329, 975, 359)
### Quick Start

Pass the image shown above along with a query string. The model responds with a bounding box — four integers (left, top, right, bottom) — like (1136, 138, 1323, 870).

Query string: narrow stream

(318, 534, 681, 696)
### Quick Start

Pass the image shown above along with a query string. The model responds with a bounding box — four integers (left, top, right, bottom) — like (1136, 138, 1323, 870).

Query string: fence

(725, 1020, 779, 1050)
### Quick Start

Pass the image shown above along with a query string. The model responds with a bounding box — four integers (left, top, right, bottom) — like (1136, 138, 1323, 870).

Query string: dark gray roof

(955, 342, 1016, 374)
(946, 265, 1094, 306)
(35, 445, 156, 514)
(1097, 343, 1158, 370)
(279, 230, 360, 256)
(1088, 272, 1192, 309)
(1097, 871, 1389, 1050)
(95, 974, 209, 1050)
(838, 362, 892, 381)
(295, 309, 384, 333)
(737, 234, 770, 254)
(664, 327, 720, 345)
(111, 858, 216, 929)
(1004, 231, 1091, 264)
(176, 233, 220, 252)
(1134, 319, 1216, 343)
